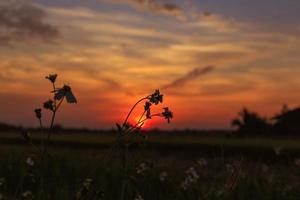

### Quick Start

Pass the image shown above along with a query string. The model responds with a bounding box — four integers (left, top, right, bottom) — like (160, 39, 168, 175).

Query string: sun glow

(133, 116, 148, 129)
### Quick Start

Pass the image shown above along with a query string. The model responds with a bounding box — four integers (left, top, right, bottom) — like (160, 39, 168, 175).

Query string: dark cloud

(163, 65, 215, 89)
(115, 0, 183, 17)
(0, 1, 59, 45)
(200, 83, 254, 96)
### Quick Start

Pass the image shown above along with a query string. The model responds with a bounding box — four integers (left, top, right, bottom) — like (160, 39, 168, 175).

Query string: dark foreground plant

(112, 89, 173, 200)
(21, 74, 77, 154)
(18, 74, 77, 199)
(116, 89, 173, 140)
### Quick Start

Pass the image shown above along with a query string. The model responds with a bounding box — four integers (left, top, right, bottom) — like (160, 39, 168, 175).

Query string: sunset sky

(1, 0, 300, 129)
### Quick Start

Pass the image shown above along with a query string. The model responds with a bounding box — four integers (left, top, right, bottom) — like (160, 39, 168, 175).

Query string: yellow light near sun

(133, 116, 147, 128)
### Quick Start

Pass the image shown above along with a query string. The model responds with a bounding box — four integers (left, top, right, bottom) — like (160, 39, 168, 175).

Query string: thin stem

(122, 97, 149, 127)
(134, 113, 161, 128)
(44, 96, 64, 155)
(55, 97, 64, 112)
(38, 118, 45, 200)
(126, 113, 162, 133)
(48, 97, 64, 139)
(105, 113, 161, 161)
(39, 118, 44, 150)
(137, 110, 146, 125)
(49, 82, 58, 131)
(52, 83, 57, 107)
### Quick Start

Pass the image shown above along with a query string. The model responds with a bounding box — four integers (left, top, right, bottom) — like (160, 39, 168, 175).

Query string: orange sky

(1, 0, 300, 129)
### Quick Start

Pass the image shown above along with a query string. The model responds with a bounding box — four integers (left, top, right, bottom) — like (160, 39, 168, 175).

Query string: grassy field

(0, 132, 300, 199)
(1, 131, 300, 150)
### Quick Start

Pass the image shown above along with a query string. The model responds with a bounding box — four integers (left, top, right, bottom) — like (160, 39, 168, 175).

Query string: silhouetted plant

(18, 74, 77, 199)
(116, 89, 172, 135)
(114, 89, 173, 200)
(31, 74, 77, 153)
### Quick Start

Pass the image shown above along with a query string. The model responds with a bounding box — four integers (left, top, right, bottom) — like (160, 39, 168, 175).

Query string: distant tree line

(2, 104, 300, 136)
(232, 105, 300, 136)
(0, 123, 116, 135)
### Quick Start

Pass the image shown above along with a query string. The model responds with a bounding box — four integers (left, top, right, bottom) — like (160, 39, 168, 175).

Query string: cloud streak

(163, 65, 215, 89)
(113, 0, 183, 18)
(0, 1, 59, 45)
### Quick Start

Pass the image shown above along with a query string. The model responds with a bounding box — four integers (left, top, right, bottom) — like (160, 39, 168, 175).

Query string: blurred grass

(0, 132, 300, 199)
(1, 131, 300, 150)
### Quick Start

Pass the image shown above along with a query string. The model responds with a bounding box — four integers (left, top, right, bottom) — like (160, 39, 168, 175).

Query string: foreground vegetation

(0, 134, 300, 200)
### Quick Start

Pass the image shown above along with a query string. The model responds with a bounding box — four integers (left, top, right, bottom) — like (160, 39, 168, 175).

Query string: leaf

(116, 123, 122, 132)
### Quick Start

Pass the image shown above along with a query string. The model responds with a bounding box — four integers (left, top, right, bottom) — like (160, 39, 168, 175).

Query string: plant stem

(122, 97, 148, 127)
(39, 118, 44, 151)
(137, 110, 146, 125)
(129, 113, 162, 131)
(47, 97, 64, 143)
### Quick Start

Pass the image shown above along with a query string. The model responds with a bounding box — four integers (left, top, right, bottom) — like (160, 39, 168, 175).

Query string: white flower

(274, 146, 282, 155)
(226, 164, 234, 173)
(186, 167, 199, 181)
(295, 158, 300, 167)
(197, 158, 208, 167)
(22, 190, 33, 198)
(83, 178, 93, 189)
(180, 179, 189, 190)
(26, 157, 34, 167)
(181, 167, 199, 190)
(134, 194, 144, 200)
(159, 171, 168, 182)
(136, 163, 147, 174)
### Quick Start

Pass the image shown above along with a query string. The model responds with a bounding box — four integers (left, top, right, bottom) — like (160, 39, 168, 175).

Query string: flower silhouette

(149, 89, 163, 105)
(144, 101, 152, 119)
(34, 108, 42, 119)
(162, 107, 173, 123)
(54, 85, 77, 103)
(43, 99, 54, 111)
(45, 74, 57, 83)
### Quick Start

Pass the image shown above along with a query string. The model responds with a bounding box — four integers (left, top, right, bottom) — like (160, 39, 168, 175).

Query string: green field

(0, 132, 300, 199)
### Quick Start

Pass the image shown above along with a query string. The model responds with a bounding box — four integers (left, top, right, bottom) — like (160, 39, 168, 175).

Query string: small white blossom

(134, 194, 144, 200)
(197, 158, 208, 167)
(180, 179, 189, 190)
(22, 190, 33, 198)
(136, 163, 147, 174)
(274, 146, 282, 156)
(26, 157, 34, 167)
(83, 178, 93, 189)
(186, 167, 199, 181)
(226, 164, 234, 173)
(181, 167, 199, 190)
(159, 171, 168, 182)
